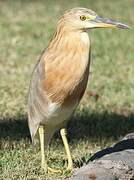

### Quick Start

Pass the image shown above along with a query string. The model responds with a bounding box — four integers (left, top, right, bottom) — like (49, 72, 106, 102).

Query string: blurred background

(0, 0, 133, 179)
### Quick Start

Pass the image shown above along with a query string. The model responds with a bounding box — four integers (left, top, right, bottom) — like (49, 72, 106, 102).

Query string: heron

(28, 7, 129, 172)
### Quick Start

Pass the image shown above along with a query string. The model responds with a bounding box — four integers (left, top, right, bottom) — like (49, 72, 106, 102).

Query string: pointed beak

(92, 16, 129, 29)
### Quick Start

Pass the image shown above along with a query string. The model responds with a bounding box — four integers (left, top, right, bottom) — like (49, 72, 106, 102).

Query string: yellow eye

(80, 15, 86, 21)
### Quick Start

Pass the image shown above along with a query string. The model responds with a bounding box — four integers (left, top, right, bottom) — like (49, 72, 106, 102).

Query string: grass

(0, 0, 134, 179)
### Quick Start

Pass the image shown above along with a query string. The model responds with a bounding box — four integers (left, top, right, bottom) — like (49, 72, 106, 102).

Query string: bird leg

(38, 125, 62, 174)
(60, 128, 73, 171)
(38, 125, 47, 172)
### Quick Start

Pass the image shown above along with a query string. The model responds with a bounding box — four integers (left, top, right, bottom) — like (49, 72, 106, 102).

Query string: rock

(70, 133, 134, 180)
(71, 174, 118, 180)
(71, 166, 118, 180)
(99, 150, 134, 169)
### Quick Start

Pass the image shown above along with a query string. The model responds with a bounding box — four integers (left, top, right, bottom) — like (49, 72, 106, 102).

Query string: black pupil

(81, 16, 86, 20)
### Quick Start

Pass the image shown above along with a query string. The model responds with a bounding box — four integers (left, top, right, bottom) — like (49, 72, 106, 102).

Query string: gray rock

(70, 174, 89, 180)
(99, 150, 134, 169)
(70, 133, 134, 180)
(71, 174, 118, 180)
(70, 162, 119, 180)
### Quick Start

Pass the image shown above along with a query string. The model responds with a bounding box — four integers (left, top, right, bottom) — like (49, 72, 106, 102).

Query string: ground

(0, 0, 134, 179)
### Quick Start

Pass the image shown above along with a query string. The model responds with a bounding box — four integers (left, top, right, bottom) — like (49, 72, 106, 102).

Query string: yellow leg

(39, 125, 47, 171)
(39, 125, 62, 174)
(60, 128, 73, 171)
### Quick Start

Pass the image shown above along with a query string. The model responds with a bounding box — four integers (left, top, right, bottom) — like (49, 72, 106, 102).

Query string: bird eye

(80, 15, 86, 21)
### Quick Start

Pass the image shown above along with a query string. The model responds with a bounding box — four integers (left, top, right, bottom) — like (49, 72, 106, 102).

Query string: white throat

(80, 31, 90, 46)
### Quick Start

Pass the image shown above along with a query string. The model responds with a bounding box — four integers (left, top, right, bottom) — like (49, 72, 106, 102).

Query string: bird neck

(48, 24, 90, 53)
(43, 25, 91, 105)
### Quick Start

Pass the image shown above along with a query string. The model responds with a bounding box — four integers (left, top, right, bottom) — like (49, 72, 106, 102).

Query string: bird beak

(91, 15, 129, 29)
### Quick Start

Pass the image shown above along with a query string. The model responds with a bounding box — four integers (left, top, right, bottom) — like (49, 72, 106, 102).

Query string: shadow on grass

(68, 109, 134, 141)
(0, 115, 30, 140)
(0, 109, 134, 141)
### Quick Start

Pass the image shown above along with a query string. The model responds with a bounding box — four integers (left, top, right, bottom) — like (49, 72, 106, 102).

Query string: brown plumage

(28, 9, 91, 145)
(28, 7, 129, 171)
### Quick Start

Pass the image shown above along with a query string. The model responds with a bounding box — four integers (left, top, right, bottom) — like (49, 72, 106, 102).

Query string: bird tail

(28, 119, 55, 147)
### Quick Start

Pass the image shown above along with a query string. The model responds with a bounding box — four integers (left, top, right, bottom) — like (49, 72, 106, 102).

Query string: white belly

(42, 101, 78, 126)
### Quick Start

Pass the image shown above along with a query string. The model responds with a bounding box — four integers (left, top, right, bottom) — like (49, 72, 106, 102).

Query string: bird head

(62, 7, 129, 31)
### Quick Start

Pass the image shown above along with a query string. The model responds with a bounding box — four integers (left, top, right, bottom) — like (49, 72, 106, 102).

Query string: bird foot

(47, 167, 62, 174)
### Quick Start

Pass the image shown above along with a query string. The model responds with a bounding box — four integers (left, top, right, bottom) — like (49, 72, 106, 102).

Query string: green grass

(0, 0, 134, 179)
